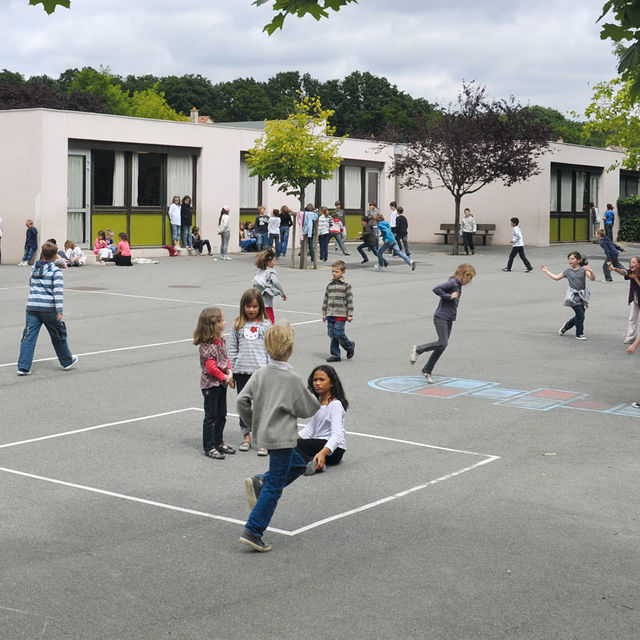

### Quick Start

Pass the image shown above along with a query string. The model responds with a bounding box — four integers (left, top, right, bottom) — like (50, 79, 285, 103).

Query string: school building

(0, 108, 634, 263)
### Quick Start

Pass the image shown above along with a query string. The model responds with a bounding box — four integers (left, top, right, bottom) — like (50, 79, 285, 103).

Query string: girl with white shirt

(168, 195, 182, 250)
(218, 206, 231, 260)
(297, 365, 347, 474)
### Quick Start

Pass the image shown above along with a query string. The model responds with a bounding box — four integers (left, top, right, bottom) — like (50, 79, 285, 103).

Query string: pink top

(94, 238, 108, 254)
(118, 240, 131, 257)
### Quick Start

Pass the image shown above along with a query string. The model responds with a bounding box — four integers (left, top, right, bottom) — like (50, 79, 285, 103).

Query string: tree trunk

(453, 195, 461, 256)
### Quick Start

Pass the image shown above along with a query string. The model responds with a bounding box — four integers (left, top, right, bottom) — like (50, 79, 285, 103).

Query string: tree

(582, 75, 640, 168)
(253, 0, 357, 34)
(390, 83, 551, 255)
(245, 96, 343, 268)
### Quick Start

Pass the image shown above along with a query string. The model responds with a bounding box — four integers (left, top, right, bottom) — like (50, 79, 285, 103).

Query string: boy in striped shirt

(17, 242, 78, 375)
(322, 260, 355, 362)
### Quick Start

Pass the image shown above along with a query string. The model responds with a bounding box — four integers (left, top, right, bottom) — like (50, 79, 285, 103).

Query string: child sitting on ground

(192, 226, 212, 256)
(237, 323, 320, 552)
(64, 240, 86, 266)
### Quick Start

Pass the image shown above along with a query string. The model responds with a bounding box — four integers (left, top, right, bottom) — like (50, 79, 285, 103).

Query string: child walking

(502, 217, 533, 272)
(610, 256, 640, 343)
(252, 248, 287, 324)
(17, 242, 78, 375)
(596, 228, 625, 282)
(194, 307, 236, 460)
(322, 259, 355, 362)
(410, 263, 476, 383)
(296, 365, 348, 476)
(459, 208, 477, 256)
(18, 219, 38, 266)
(541, 251, 595, 340)
(228, 289, 271, 456)
(238, 323, 320, 552)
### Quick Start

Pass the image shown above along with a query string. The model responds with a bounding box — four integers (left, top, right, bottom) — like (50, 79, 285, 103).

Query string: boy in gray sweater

(238, 323, 319, 552)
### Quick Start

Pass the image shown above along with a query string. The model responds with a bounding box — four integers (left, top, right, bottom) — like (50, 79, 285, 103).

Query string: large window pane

(560, 170, 573, 212)
(136, 153, 162, 206)
(240, 157, 259, 208)
(93, 150, 114, 206)
(321, 168, 339, 206)
(68, 155, 85, 209)
(344, 166, 361, 209)
(304, 182, 316, 207)
(550, 169, 558, 211)
(576, 171, 587, 212)
(167, 155, 193, 205)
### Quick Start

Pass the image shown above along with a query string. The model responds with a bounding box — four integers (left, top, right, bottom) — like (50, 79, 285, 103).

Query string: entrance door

(67, 152, 91, 245)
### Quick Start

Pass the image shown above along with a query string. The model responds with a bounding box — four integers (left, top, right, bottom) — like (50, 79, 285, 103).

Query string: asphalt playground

(1, 239, 639, 639)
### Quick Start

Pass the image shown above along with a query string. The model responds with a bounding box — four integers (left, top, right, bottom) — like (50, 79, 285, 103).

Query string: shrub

(617, 195, 640, 242)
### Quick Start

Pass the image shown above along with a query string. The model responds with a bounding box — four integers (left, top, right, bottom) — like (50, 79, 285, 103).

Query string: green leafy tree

(253, 0, 358, 34)
(68, 66, 130, 114)
(391, 83, 551, 255)
(245, 96, 343, 267)
(129, 85, 185, 121)
(159, 74, 217, 117)
(582, 75, 640, 168)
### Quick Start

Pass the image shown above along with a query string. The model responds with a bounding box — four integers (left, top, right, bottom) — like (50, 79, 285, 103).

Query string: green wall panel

(92, 214, 127, 239)
(131, 214, 163, 246)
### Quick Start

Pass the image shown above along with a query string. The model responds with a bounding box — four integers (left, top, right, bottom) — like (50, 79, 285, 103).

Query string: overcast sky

(3, 0, 618, 116)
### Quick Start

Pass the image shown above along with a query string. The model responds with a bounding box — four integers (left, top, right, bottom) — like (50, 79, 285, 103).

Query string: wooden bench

(434, 223, 496, 245)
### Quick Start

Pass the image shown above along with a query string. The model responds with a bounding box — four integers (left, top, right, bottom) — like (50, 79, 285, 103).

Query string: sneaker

(624, 338, 635, 344)
(501, 268, 511, 272)
(410, 260, 416, 271)
(17, 369, 32, 376)
(410, 345, 418, 364)
(204, 448, 225, 460)
(525, 268, 533, 273)
(62, 355, 78, 370)
(239, 530, 271, 552)
(244, 475, 264, 509)
(576, 335, 587, 340)
(632, 402, 640, 409)
(559, 328, 566, 336)
(602, 280, 612, 283)
(304, 459, 318, 476)
(424, 373, 435, 384)
(326, 355, 341, 362)
(360, 258, 369, 264)
(257, 447, 268, 457)
(346, 343, 355, 359)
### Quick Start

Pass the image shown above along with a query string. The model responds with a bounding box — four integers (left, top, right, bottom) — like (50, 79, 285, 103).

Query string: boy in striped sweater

(17, 242, 78, 376)
(322, 260, 355, 362)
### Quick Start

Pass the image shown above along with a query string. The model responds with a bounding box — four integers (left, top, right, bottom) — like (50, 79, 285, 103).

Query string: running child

(410, 263, 476, 383)
(596, 228, 625, 282)
(238, 323, 320, 552)
(252, 248, 287, 324)
(228, 289, 271, 456)
(296, 365, 348, 476)
(322, 260, 355, 362)
(610, 255, 640, 343)
(194, 307, 236, 460)
(502, 217, 533, 272)
(541, 251, 595, 340)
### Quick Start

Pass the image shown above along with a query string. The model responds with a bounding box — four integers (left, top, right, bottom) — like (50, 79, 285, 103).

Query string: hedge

(617, 195, 640, 242)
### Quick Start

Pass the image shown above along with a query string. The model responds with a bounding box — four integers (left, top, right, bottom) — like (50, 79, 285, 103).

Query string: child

(93, 230, 111, 260)
(302, 204, 318, 262)
(317, 206, 331, 262)
(267, 208, 281, 257)
(610, 256, 640, 343)
(46, 238, 68, 268)
(502, 217, 533, 272)
(252, 249, 287, 324)
(193, 307, 236, 459)
(254, 206, 270, 251)
(374, 213, 415, 271)
(322, 260, 355, 362)
(168, 195, 182, 250)
(17, 241, 78, 375)
(18, 219, 38, 266)
(113, 232, 132, 266)
(192, 225, 212, 256)
(356, 215, 379, 264)
(228, 289, 271, 456)
(395, 206, 411, 257)
(541, 251, 595, 340)
(328, 211, 349, 256)
(238, 323, 320, 552)
(240, 223, 258, 252)
(278, 205, 293, 257)
(181, 195, 194, 254)
(296, 365, 348, 475)
(459, 208, 477, 256)
(590, 202, 601, 242)
(596, 228, 625, 282)
(218, 206, 231, 260)
(64, 240, 86, 266)
(410, 263, 476, 383)
(604, 203, 615, 240)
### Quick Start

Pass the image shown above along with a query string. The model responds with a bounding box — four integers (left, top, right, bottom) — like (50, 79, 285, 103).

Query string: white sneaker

(576, 335, 587, 340)
(410, 345, 418, 364)
(62, 355, 79, 370)
(624, 338, 635, 344)
(17, 261, 26, 266)
(424, 373, 435, 384)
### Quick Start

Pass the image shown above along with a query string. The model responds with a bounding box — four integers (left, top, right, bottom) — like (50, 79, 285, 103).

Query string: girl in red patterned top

(194, 307, 236, 459)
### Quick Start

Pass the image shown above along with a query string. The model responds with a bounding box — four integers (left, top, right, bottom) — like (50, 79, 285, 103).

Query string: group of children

(94, 229, 132, 266)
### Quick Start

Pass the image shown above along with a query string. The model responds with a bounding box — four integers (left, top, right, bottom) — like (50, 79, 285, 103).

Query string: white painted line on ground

(0, 318, 322, 369)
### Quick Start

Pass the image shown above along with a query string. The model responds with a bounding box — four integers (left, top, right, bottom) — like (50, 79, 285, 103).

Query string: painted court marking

(369, 375, 637, 419)
(0, 408, 499, 537)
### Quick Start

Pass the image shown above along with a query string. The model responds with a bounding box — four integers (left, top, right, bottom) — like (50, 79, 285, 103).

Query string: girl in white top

(218, 206, 231, 260)
(64, 240, 86, 266)
(296, 364, 347, 474)
(267, 209, 281, 256)
(168, 195, 182, 249)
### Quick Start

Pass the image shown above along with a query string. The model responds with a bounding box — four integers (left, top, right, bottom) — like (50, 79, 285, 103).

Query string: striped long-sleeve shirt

(26, 260, 64, 315)
(322, 277, 353, 318)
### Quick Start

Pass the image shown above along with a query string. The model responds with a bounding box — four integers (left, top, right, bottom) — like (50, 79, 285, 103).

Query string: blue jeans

(397, 234, 411, 256)
(220, 230, 231, 256)
(279, 227, 290, 256)
(18, 309, 74, 371)
(330, 233, 349, 254)
(416, 315, 452, 375)
(22, 247, 36, 263)
(319, 234, 330, 261)
(378, 241, 410, 266)
(562, 305, 586, 336)
(181, 225, 192, 248)
(245, 448, 307, 537)
(327, 318, 354, 357)
(258, 232, 269, 251)
(171, 224, 181, 243)
(268, 233, 280, 256)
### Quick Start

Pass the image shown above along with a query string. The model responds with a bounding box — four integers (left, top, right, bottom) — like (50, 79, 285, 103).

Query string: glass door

(67, 152, 90, 245)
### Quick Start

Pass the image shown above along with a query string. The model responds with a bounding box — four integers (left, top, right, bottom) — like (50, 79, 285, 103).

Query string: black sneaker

(525, 268, 533, 273)
(501, 268, 511, 272)
(632, 402, 640, 409)
(239, 530, 272, 552)
(245, 475, 264, 509)
(326, 355, 341, 362)
(346, 343, 355, 359)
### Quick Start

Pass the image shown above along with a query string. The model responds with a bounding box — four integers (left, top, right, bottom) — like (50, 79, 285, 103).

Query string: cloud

(2, 0, 619, 114)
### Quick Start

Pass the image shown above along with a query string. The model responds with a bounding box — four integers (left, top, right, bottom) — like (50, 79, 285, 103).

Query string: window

(93, 150, 115, 206)
(240, 156, 260, 209)
(167, 155, 193, 205)
(135, 152, 163, 206)
(344, 166, 361, 209)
